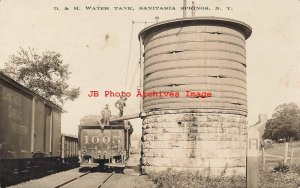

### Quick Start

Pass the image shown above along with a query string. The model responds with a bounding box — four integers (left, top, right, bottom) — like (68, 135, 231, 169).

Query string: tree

(1, 47, 80, 106)
(263, 103, 300, 141)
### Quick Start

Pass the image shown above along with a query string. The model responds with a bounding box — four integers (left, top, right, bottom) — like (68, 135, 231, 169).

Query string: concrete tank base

(141, 110, 247, 176)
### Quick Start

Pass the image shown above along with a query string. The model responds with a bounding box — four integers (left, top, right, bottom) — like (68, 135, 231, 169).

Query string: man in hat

(115, 96, 127, 117)
(101, 104, 111, 126)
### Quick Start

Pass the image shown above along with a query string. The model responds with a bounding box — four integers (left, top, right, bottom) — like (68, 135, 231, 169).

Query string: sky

(0, 0, 300, 136)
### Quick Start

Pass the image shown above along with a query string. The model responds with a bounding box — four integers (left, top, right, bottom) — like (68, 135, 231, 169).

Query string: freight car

(61, 134, 79, 168)
(78, 115, 133, 171)
(0, 72, 78, 186)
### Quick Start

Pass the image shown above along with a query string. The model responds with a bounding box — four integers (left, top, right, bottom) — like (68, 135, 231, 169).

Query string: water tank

(139, 17, 252, 175)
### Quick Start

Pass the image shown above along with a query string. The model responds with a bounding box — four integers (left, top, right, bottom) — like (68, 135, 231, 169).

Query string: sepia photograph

(0, 0, 300, 187)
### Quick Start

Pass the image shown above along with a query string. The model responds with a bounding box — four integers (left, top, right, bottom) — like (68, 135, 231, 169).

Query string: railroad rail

(10, 168, 116, 188)
(56, 172, 115, 188)
(98, 172, 115, 188)
(54, 171, 91, 188)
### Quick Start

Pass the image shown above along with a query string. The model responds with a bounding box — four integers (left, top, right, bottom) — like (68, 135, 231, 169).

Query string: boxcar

(78, 115, 132, 170)
(0, 72, 78, 186)
(61, 134, 79, 167)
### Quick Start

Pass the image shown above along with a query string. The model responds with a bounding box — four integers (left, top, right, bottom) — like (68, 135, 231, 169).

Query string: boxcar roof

(0, 72, 62, 111)
(61, 133, 78, 138)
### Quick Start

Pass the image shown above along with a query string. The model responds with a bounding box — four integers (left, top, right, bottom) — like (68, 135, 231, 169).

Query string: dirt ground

(102, 174, 154, 188)
(9, 170, 154, 188)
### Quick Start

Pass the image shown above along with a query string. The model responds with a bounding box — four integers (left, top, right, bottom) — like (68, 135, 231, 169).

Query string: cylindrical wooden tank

(139, 17, 252, 175)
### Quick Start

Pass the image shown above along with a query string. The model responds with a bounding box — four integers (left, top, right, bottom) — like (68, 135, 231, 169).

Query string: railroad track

(54, 171, 115, 188)
(53, 171, 90, 188)
(9, 167, 120, 188)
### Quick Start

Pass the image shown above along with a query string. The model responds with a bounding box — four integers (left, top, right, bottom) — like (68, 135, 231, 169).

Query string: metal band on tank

(144, 57, 246, 69)
(143, 104, 247, 113)
(145, 31, 246, 45)
(144, 57, 246, 70)
(142, 95, 247, 104)
(144, 80, 246, 94)
(144, 49, 246, 61)
(144, 73, 246, 83)
(145, 65, 246, 76)
(143, 94, 247, 103)
(142, 26, 247, 45)
(146, 34, 245, 52)
(143, 97, 247, 106)
(144, 108, 248, 116)
(144, 40, 246, 54)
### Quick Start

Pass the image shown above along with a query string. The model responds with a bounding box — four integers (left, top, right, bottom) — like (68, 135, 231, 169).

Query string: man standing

(115, 97, 127, 117)
(101, 104, 111, 126)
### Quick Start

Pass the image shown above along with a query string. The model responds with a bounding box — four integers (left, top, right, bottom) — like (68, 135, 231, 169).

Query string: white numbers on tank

(84, 135, 120, 144)
(102, 136, 110, 144)
(112, 136, 120, 144)
(92, 136, 100, 144)
(84, 136, 89, 144)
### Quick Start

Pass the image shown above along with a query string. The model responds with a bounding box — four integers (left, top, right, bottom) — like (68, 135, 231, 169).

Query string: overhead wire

(124, 20, 152, 92)
(128, 61, 140, 92)
(124, 21, 135, 91)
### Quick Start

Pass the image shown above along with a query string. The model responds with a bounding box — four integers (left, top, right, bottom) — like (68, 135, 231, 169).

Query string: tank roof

(138, 17, 252, 40)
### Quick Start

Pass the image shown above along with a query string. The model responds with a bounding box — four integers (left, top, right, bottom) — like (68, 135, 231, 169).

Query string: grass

(148, 168, 246, 188)
(259, 158, 300, 188)
(145, 161, 300, 188)
(258, 141, 300, 187)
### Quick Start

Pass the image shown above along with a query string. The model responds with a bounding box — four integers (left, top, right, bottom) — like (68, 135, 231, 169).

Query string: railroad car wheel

(112, 167, 124, 173)
(79, 167, 90, 173)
